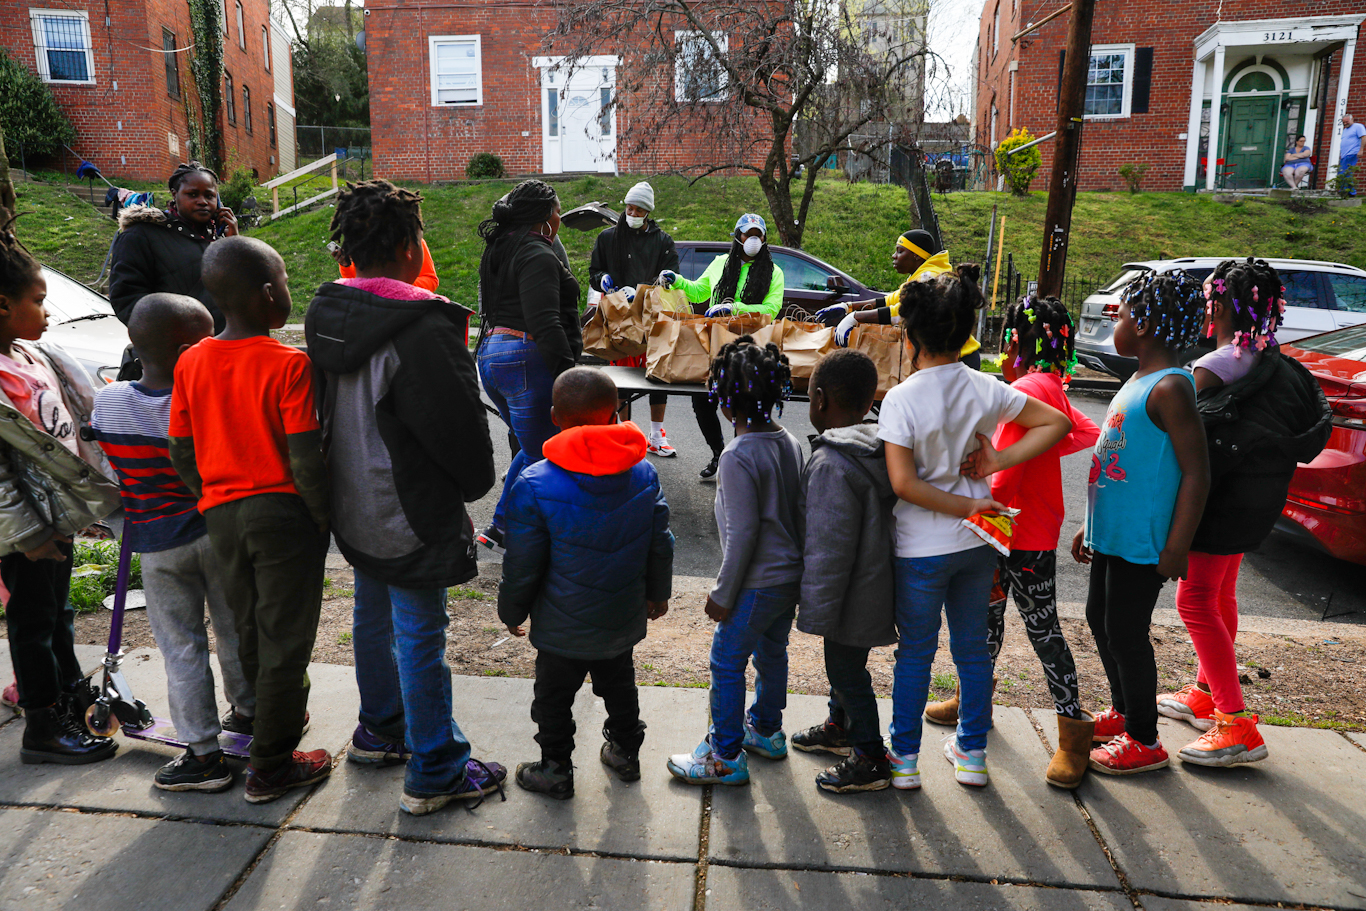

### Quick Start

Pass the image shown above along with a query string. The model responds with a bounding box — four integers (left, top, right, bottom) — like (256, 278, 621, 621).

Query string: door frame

(533, 55, 619, 174)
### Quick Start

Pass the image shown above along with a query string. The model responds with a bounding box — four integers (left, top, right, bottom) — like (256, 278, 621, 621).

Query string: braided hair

(708, 336, 792, 426)
(712, 237, 775, 309)
(900, 263, 984, 369)
(168, 161, 218, 195)
(328, 179, 425, 272)
(476, 179, 559, 301)
(1207, 257, 1284, 356)
(1001, 293, 1077, 381)
(0, 216, 41, 300)
(1119, 270, 1204, 350)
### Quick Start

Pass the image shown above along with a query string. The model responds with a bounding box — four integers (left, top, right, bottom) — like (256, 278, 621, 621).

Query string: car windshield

(41, 268, 114, 323)
(1102, 268, 1149, 293)
(1292, 325, 1366, 362)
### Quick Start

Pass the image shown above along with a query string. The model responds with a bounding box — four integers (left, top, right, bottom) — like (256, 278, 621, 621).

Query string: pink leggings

(1174, 551, 1245, 713)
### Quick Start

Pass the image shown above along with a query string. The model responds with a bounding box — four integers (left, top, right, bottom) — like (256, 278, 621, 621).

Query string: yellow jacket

(880, 252, 979, 356)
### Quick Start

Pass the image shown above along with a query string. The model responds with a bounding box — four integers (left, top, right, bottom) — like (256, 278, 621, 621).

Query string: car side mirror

(826, 275, 849, 292)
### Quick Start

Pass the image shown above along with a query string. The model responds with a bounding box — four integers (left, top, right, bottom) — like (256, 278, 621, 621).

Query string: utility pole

(1036, 0, 1096, 299)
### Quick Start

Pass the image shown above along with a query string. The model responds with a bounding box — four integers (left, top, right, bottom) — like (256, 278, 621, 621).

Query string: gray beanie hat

(623, 181, 655, 212)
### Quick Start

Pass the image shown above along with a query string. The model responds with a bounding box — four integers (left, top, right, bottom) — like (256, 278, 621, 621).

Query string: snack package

(962, 507, 1021, 556)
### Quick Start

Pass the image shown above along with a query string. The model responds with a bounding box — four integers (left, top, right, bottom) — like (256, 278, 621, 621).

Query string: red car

(1279, 325, 1366, 565)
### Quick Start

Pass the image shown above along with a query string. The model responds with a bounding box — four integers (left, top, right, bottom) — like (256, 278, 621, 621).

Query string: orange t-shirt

(168, 336, 319, 512)
(338, 239, 439, 292)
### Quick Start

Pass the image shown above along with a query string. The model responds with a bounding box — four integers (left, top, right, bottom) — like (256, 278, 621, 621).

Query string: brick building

(363, 0, 773, 181)
(0, 0, 294, 182)
(973, 2, 1365, 191)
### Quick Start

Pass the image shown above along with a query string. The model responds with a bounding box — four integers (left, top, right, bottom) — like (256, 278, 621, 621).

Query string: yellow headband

(897, 236, 932, 259)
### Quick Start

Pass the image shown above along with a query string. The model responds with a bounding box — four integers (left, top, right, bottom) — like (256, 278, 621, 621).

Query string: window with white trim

(1084, 44, 1135, 119)
(675, 31, 728, 103)
(235, 1, 244, 49)
(29, 9, 95, 84)
(429, 35, 482, 106)
(262, 25, 270, 71)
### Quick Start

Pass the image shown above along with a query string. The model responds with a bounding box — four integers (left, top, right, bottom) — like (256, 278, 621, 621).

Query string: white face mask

(625, 215, 645, 229)
(742, 237, 764, 257)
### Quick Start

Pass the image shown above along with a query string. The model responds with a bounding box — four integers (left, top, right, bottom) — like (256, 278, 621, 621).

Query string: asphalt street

(469, 383, 1366, 626)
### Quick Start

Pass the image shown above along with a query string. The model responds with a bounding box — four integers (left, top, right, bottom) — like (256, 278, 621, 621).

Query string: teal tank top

(1084, 367, 1193, 565)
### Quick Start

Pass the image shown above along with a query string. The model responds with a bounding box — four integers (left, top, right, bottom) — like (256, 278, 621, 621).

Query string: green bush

(994, 129, 1043, 197)
(69, 540, 143, 614)
(465, 152, 506, 180)
(1119, 162, 1151, 194)
(0, 49, 77, 164)
(217, 168, 256, 216)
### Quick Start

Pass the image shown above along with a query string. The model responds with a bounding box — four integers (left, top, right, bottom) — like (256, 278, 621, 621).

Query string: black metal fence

(977, 254, 1107, 352)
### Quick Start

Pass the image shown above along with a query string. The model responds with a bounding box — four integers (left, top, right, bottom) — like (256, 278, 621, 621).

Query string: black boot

(59, 679, 101, 724)
(515, 758, 574, 799)
(21, 706, 118, 765)
(600, 740, 641, 782)
(699, 451, 722, 480)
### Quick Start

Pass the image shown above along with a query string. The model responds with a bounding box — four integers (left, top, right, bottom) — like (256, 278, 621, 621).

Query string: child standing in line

(791, 350, 898, 794)
(499, 367, 673, 800)
(92, 293, 255, 791)
(169, 236, 332, 804)
(1072, 271, 1210, 776)
(1157, 258, 1328, 767)
(878, 266, 1071, 790)
(0, 224, 123, 765)
(668, 339, 803, 786)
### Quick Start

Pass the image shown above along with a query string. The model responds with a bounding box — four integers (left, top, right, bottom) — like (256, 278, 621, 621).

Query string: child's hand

(705, 596, 731, 624)
(506, 623, 526, 638)
(965, 497, 1009, 517)
(1070, 526, 1092, 564)
(1157, 548, 1189, 581)
(647, 600, 669, 620)
(25, 534, 71, 562)
(959, 433, 1003, 479)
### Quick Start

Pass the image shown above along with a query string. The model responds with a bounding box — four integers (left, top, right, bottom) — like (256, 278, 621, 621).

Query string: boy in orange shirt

(169, 236, 332, 804)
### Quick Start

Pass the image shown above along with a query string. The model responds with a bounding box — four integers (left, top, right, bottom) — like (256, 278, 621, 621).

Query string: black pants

(823, 640, 885, 756)
(620, 392, 668, 408)
(532, 648, 645, 763)
(1, 542, 79, 710)
(692, 395, 725, 456)
(987, 550, 1082, 718)
(1085, 551, 1166, 745)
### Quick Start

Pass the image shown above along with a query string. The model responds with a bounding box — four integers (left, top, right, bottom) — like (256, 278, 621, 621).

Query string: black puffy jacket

(588, 217, 680, 292)
(108, 207, 223, 331)
(1191, 349, 1331, 555)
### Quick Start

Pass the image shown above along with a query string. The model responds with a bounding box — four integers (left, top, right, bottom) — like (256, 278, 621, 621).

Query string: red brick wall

(973, 0, 1365, 191)
(0, 0, 281, 183)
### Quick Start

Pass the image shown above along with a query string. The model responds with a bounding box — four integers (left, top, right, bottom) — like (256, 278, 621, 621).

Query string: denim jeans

(352, 568, 473, 796)
(823, 640, 885, 756)
(708, 582, 798, 759)
(477, 333, 558, 530)
(889, 546, 996, 756)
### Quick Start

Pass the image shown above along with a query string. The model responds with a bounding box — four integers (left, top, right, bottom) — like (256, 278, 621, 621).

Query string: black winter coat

(108, 207, 223, 331)
(588, 217, 680, 292)
(480, 234, 581, 376)
(1191, 349, 1331, 555)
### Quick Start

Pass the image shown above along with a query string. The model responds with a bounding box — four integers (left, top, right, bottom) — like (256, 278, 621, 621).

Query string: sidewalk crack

(693, 784, 712, 911)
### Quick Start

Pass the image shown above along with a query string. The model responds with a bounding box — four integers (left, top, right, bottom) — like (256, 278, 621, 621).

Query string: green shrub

(994, 129, 1043, 197)
(69, 540, 143, 614)
(217, 168, 256, 214)
(0, 49, 77, 163)
(1119, 162, 1150, 194)
(465, 152, 506, 180)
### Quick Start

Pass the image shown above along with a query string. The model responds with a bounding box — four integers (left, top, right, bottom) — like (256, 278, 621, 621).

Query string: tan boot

(923, 684, 959, 726)
(1046, 711, 1096, 789)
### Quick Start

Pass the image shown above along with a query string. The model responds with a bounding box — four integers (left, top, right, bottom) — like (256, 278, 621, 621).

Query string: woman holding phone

(109, 161, 238, 333)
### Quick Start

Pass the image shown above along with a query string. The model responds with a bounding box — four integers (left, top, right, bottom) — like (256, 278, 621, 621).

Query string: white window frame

(262, 25, 270, 71)
(29, 9, 95, 85)
(235, 1, 244, 49)
(674, 30, 728, 104)
(1083, 43, 1135, 121)
(428, 34, 483, 107)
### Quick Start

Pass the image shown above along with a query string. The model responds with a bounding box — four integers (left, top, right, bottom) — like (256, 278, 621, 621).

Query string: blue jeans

(889, 547, 996, 756)
(477, 333, 558, 529)
(1341, 153, 1359, 195)
(708, 583, 798, 759)
(352, 568, 473, 796)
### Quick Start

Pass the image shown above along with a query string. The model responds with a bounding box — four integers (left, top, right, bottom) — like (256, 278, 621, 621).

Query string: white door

(538, 58, 617, 174)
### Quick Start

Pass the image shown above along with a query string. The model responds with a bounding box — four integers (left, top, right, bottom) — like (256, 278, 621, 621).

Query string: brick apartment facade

(0, 0, 294, 183)
(364, 0, 772, 181)
(974, 1, 1365, 191)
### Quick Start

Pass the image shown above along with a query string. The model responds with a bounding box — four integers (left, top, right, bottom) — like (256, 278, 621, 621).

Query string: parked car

(1277, 324, 1366, 565)
(1075, 258, 1366, 379)
(38, 265, 129, 385)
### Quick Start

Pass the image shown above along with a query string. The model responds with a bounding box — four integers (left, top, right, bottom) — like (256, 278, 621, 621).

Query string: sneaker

(155, 749, 234, 792)
(476, 523, 506, 556)
(1177, 711, 1269, 767)
(647, 430, 677, 458)
(245, 749, 332, 804)
(888, 748, 921, 790)
(1089, 733, 1169, 775)
(943, 736, 989, 787)
(401, 759, 508, 815)
(1157, 683, 1217, 732)
(347, 724, 411, 765)
(741, 723, 787, 760)
(1092, 706, 1126, 742)
(516, 758, 574, 799)
(666, 740, 750, 786)
(816, 751, 892, 794)
(791, 720, 852, 756)
(699, 454, 720, 480)
(221, 708, 309, 737)
(600, 740, 641, 782)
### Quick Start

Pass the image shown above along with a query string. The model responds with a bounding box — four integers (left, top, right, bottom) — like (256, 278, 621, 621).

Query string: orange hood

(542, 421, 648, 476)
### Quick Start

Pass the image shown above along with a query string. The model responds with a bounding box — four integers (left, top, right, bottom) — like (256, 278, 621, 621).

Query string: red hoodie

(542, 421, 648, 475)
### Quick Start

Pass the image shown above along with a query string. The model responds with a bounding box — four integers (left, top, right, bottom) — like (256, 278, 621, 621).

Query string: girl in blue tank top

(1070, 272, 1209, 778)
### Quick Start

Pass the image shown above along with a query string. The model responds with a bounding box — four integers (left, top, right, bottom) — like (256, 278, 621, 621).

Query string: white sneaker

(943, 736, 989, 787)
(647, 429, 677, 458)
(888, 748, 921, 790)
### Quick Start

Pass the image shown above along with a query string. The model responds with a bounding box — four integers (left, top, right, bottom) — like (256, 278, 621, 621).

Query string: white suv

(1075, 257, 1366, 379)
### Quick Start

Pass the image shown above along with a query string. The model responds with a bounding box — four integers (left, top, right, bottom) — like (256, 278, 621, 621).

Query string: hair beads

(1001, 294, 1078, 384)
(708, 337, 791, 427)
(1207, 257, 1284, 359)
(1120, 270, 1204, 351)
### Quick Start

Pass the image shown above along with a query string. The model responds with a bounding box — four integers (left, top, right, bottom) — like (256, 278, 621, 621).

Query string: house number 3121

(1262, 31, 1295, 41)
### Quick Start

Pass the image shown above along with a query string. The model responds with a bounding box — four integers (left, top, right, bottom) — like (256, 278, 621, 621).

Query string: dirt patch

(73, 565, 1366, 733)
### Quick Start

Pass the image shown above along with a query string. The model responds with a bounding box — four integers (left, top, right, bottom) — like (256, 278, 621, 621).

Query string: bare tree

(550, 0, 942, 248)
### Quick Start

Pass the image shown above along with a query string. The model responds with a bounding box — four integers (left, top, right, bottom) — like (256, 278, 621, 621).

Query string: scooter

(84, 533, 251, 759)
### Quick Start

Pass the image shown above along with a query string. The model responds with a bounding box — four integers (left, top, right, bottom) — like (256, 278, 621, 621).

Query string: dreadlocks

(712, 239, 775, 309)
(1002, 293, 1077, 381)
(476, 179, 559, 302)
(1120, 270, 1204, 351)
(708, 336, 792, 427)
(328, 179, 425, 272)
(900, 263, 984, 369)
(1207, 257, 1284, 356)
(168, 161, 218, 195)
(0, 216, 41, 300)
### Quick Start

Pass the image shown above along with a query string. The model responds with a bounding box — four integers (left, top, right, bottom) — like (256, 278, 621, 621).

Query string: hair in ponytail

(900, 263, 984, 369)
(0, 216, 41, 300)
(1207, 257, 1284, 356)
(1001, 293, 1077, 381)
(477, 180, 560, 306)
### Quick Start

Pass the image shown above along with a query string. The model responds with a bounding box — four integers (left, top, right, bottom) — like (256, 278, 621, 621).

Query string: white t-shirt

(877, 362, 1028, 558)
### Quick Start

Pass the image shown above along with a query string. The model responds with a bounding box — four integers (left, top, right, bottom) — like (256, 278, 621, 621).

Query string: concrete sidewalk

(1, 641, 1363, 911)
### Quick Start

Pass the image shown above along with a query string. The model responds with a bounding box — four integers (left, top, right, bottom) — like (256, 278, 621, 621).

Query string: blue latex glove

(835, 313, 858, 347)
(814, 303, 851, 327)
(705, 303, 733, 317)
(657, 270, 678, 288)
(600, 274, 616, 293)
(624, 287, 636, 303)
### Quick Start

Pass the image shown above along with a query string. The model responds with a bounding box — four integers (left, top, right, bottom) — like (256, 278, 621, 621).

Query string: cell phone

(327, 241, 342, 255)
(214, 207, 233, 237)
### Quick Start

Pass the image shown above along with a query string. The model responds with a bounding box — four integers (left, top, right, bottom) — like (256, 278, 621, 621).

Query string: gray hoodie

(796, 423, 897, 649)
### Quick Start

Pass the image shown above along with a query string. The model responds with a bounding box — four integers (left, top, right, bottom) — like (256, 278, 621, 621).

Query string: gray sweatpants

(141, 534, 255, 755)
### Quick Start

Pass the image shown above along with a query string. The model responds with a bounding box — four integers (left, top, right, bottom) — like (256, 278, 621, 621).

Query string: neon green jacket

(675, 254, 786, 317)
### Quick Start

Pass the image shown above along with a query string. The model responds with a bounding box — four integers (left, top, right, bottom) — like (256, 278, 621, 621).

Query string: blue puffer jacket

(498, 421, 674, 660)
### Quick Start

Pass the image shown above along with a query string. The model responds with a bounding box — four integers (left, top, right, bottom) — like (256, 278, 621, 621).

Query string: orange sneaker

(1157, 683, 1216, 731)
(1092, 706, 1126, 742)
(1089, 733, 1169, 775)
(1177, 711, 1268, 767)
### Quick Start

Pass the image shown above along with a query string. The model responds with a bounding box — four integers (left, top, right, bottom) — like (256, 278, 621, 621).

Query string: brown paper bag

(598, 289, 649, 357)
(708, 312, 775, 353)
(582, 305, 630, 361)
(774, 319, 835, 393)
(639, 284, 693, 322)
(646, 312, 713, 384)
(848, 324, 905, 399)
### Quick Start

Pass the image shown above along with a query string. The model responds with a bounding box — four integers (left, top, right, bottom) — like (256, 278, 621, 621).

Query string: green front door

(1223, 97, 1279, 188)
